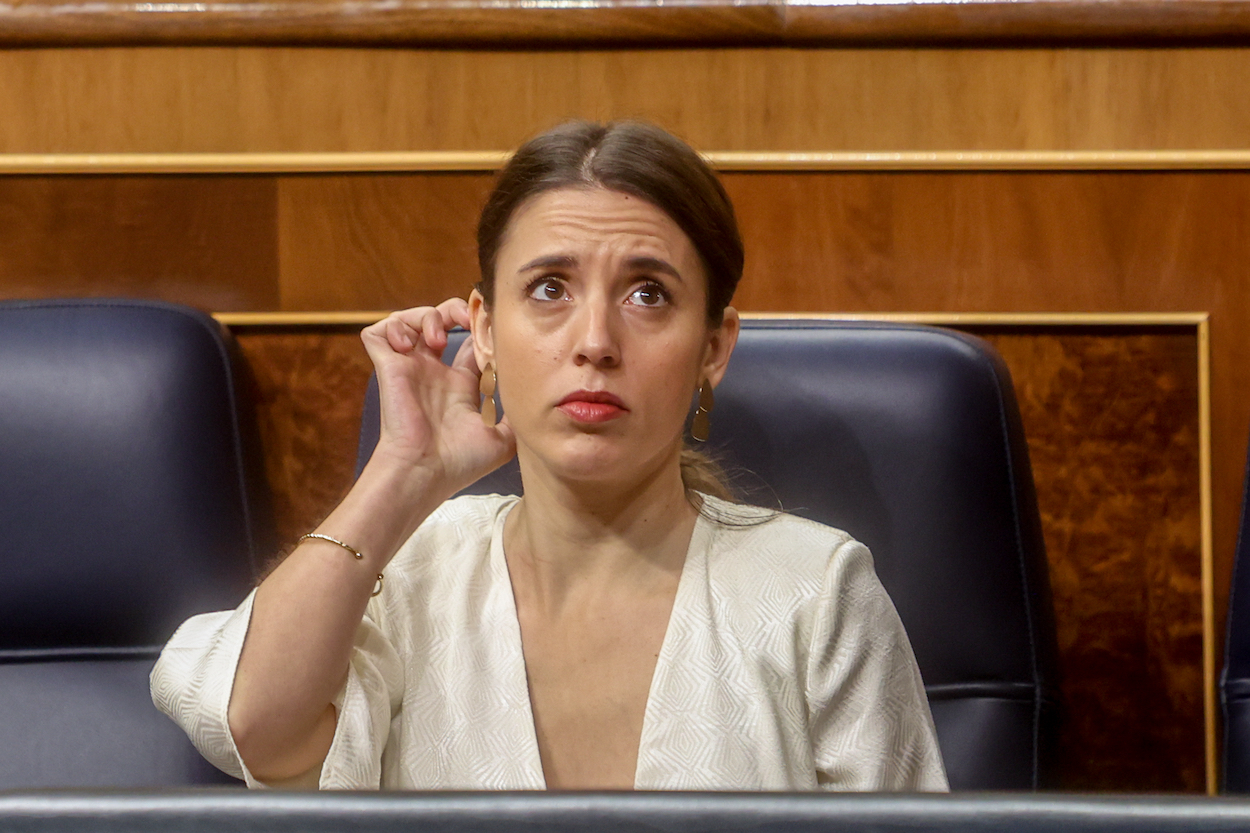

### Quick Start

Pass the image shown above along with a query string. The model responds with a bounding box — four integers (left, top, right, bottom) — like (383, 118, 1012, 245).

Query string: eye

(627, 282, 669, 308)
(527, 277, 569, 302)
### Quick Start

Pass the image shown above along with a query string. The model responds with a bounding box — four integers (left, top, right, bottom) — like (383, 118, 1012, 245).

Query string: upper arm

(805, 539, 949, 792)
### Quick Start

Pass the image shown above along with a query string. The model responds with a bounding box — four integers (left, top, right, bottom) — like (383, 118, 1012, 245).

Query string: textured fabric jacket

(151, 494, 948, 791)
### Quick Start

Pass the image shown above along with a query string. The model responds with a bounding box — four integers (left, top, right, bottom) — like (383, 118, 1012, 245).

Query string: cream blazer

(151, 494, 948, 791)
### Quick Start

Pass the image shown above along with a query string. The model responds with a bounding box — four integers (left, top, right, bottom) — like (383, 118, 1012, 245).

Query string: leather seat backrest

(0, 299, 264, 788)
(356, 319, 1060, 789)
(1222, 446, 1250, 792)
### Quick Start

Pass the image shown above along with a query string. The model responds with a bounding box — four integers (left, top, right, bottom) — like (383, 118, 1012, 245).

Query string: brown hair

(476, 120, 745, 502)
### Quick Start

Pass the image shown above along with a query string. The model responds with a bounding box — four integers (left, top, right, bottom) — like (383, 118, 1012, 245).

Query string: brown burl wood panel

(228, 325, 1204, 791)
(233, 328, 374, 551)
(277, 173, 495, 310)
(0, 175, 279, 310)
(979, 329, 1204, 792)
(5, 48, 1250, 153)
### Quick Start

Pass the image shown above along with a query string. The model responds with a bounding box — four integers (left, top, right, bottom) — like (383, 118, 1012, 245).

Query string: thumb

(489, 416, 518, 465)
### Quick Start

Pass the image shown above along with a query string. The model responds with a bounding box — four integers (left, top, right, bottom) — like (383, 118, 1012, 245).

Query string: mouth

(556, 390, 629, 424)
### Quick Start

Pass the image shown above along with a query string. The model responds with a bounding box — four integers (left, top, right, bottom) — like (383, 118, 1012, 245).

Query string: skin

(227, 185, 739, 789)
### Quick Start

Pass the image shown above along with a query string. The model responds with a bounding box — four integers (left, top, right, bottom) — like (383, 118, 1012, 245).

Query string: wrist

(318, 455, 451, 571)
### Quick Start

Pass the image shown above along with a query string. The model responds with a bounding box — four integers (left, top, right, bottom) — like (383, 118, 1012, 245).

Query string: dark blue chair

(357, 319, 1061, 790)
(1221, 439, 1250, 792)
(0, 299, 267, 788)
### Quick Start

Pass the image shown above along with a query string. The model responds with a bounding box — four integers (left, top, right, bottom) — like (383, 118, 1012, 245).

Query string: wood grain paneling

(0, 171, 1241, 673)
(3, 48, 1250, 153)
(277, 174, 494, 310)
(233, 328, 375, 549)
(0, 175, 279, 309)
(718, 172, 1248, 677)
(4, 0, 1250, 47)
(0, 167, 1234, 789)
(227, 324, 1204, 791)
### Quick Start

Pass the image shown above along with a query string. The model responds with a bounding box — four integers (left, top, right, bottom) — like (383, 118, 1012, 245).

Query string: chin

(526, 432, 674, 489)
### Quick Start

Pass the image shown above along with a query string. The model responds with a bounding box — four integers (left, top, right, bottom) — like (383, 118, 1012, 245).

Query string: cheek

(493, 336, 562, 408)
(644, 342, 705, 412)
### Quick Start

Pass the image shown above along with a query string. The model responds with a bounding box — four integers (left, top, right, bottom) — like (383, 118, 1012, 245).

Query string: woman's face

(470, 186, 739, 491)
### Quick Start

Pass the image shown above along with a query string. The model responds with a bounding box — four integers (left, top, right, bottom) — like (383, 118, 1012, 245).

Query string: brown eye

(628, 283, 669, 307)
(528, 278, 568, 302)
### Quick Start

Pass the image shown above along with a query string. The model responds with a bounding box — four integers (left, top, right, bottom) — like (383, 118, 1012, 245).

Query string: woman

(151, 120, 947, 792)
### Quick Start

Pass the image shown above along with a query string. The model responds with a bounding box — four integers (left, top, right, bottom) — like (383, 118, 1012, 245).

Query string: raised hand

(360, 298, 516, 501)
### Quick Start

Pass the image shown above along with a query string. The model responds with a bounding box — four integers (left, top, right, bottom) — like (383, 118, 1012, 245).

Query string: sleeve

(149, 590, 404, 790)
(805, 539, 949, 792)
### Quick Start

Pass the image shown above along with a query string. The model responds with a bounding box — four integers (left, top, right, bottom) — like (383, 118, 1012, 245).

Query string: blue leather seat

(357, 319, 1061, 790)
(1221, 444, 1250, 792)
(0, 299, 265, 788)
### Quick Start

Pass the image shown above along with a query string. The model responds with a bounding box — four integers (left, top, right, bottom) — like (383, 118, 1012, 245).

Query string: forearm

(227, 454, 450, 782)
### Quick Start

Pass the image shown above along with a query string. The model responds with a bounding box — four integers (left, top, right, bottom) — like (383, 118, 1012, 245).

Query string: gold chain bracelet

(299, 532, 384, 597)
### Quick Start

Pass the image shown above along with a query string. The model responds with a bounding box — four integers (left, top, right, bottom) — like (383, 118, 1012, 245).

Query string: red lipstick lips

(556, 390, 628, 424)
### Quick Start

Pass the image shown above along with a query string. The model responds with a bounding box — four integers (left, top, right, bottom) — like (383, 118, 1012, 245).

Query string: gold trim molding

(5, 150, 1250, 175)
(215, 310, 1211, 327)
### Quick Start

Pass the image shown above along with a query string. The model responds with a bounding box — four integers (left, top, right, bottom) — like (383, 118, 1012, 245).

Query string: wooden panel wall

(2, 48, 1250, 153)
(230, 322, 1205, 792)
(2, 39, 1246, 792)
(2, 171, 1241, 649)
(0, 168, 1225, 789)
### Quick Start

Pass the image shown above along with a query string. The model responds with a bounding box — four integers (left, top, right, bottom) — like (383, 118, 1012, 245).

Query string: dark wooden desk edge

(3, 0, 1250, 48)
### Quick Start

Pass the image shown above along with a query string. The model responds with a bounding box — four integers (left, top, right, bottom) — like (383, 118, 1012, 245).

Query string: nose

(572, 297, 621, 368)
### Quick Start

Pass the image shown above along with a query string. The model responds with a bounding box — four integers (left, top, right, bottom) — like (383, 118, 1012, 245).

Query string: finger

(437, 297, 472, 331)
(384, 316, 418, 353)
(419, 307, 450, 352)
(361, 320, 405, 373)
(492, 416, 517, 457)
(360, 314, 393, 345)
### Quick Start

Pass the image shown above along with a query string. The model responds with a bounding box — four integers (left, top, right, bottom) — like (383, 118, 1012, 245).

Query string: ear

(701, 306, 740, 388)
(468, 289, 495, 372)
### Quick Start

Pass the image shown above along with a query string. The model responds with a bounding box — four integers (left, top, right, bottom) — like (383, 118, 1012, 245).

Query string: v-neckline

(487, 496, 710, 790)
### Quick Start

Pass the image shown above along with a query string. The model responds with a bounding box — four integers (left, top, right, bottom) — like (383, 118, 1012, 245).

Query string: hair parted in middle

(476, 120, 744, 327)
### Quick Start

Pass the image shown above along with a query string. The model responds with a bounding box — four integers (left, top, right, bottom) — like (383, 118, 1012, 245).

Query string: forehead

(499, 187, 697, 262)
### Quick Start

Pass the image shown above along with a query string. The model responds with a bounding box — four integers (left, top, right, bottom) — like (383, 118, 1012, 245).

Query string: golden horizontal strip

(713, 151, 1250, 172)
(6, 150, 1250, 175)
(0, 151, 509, 175)
(215, 310, 1209, 327)
(742, 311, 1210, 326)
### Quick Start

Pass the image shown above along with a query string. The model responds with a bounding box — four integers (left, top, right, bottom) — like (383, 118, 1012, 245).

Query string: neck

(504, 448, 698, 615)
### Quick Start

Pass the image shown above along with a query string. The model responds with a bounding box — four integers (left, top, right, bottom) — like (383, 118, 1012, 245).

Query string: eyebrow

(517, 255, 577, 273)
(626, 256, 685, 284)
(516, 254, 684, 284)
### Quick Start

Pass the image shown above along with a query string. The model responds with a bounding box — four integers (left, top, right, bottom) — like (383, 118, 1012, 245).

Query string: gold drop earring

(480, 362, 497, 427)
(691, 380, 714, 442)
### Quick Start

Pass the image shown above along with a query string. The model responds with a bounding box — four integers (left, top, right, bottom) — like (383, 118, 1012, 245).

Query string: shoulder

(698, 494, 869, 591)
